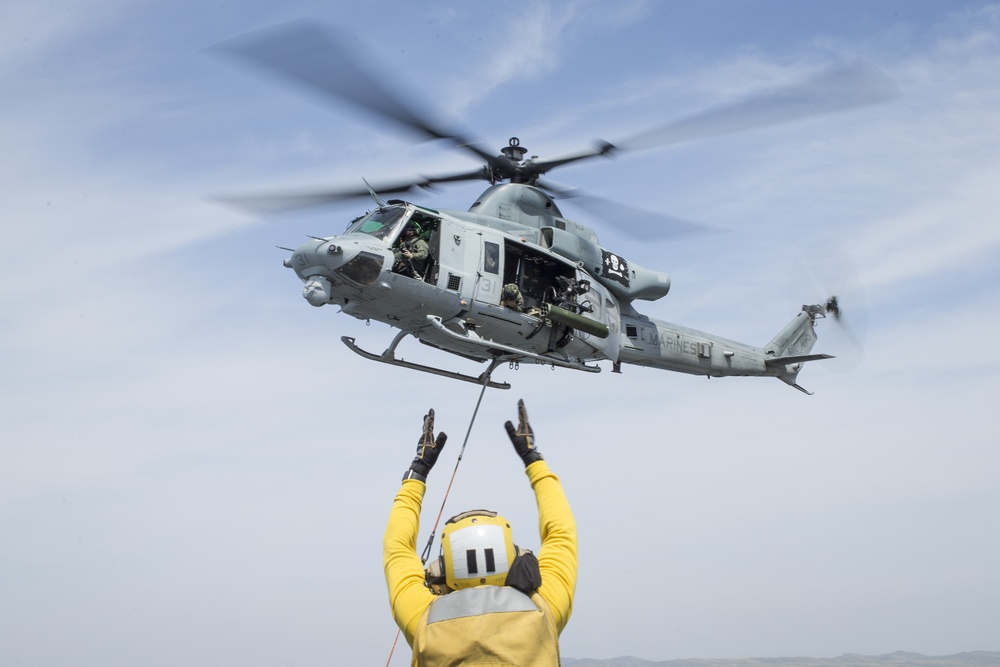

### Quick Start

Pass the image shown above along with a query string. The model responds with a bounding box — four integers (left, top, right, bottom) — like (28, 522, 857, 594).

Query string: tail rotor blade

(790, 242, 869, 373)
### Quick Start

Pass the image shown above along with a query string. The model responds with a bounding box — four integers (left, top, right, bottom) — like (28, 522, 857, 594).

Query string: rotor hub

(500, 137, 528, 162)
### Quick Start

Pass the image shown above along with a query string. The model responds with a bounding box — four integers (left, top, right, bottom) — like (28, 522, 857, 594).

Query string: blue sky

(3, 1, 999, 665)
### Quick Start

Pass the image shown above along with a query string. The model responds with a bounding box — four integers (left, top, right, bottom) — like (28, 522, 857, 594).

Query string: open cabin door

(501, 238, 622, 363)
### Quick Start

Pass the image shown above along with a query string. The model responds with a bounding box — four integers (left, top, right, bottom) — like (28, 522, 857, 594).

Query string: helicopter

(213, 22, 892, 393)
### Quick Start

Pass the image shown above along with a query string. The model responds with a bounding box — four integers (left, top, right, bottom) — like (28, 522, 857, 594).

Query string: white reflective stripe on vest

(427, 587, 538, 624)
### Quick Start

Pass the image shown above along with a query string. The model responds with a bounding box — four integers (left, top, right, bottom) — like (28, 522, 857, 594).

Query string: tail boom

(616, 305, 833, 392)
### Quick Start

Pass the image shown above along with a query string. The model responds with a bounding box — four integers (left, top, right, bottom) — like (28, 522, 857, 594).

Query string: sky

(2, 1, 999, 665)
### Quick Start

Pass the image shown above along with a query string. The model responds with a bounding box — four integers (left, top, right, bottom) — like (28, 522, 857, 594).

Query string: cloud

(4, 3, 1000, 666)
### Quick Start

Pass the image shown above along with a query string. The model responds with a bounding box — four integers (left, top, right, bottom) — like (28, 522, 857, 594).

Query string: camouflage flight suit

(393, 236, 429, 279)
(501, 283, 524, 311)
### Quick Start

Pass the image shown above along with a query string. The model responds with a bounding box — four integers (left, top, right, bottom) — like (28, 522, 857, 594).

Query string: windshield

(344, 206, 408, 241)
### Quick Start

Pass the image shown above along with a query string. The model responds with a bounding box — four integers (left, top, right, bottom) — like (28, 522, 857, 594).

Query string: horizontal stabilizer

(765, 353, 834, 367)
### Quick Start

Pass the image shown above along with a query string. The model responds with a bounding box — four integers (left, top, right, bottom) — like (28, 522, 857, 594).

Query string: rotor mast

(497, 137, 532, 184)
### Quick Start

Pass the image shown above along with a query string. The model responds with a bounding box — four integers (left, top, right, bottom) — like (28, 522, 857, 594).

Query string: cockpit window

(345, 206, 407, 241)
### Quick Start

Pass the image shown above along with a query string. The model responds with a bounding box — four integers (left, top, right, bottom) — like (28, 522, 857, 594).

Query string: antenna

(363, 178, 389, 208)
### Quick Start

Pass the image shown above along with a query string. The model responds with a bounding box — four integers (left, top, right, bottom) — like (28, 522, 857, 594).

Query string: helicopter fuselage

(284, 184, 830, 392)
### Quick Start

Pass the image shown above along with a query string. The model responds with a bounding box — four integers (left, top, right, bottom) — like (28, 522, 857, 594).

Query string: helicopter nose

(288, 239, 350, 273)
(286, 235, 390, 306)
(285, 239, 345, 306)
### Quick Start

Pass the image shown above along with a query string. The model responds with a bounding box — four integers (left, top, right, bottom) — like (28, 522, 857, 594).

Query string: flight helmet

(440, 509, 516, 590)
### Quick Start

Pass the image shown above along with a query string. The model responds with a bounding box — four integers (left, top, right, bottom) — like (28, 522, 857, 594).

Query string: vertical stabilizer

(763, 308, 834, 393)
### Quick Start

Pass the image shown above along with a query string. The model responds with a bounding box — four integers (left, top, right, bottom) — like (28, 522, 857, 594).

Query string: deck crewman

(384, 400, 578, 666)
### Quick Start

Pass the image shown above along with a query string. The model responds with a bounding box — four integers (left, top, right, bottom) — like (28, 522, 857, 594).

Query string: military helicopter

(213, 22, 891, 393)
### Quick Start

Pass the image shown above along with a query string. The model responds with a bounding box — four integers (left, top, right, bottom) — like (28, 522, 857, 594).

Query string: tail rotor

(791, 243, 868, 373)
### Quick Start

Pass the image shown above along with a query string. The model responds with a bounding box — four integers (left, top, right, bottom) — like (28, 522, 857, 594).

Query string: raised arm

(383, 409, 447, 644)
(505, 400, 578, 633)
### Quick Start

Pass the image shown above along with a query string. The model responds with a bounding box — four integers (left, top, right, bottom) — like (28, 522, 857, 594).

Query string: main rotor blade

(615, 61, 898, 152)
(210, 20, 507, 170)
(528, 141, 617, 175)
(213, 168, 489, 216)
(536, 177, 721, 240)
(563, 194, 723, 240)
(506, 62, 897, 179)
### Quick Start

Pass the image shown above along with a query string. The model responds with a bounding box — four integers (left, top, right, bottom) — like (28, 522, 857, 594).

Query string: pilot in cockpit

(393, 223, 429, 279)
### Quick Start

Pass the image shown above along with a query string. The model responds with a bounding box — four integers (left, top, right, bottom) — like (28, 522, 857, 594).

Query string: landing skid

(341, 332, 511, 390)
(426, 315, 602, 375)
